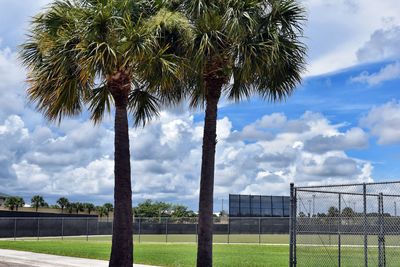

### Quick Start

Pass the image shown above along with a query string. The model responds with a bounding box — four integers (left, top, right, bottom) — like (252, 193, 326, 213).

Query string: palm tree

(4, 197, 25, 211)
(20, 1, 191, 266)
(103, 203, 114, 221)
(67, 202, 76, 214)
(31, 195, 47, 212)
(97, 206, 109, 219)
(57, 197, 70, 214)
(75, 202, 85, 214)
(170, 0, 307, 265)
(15, 197, 25, 211)
(84, 203, 95, 214)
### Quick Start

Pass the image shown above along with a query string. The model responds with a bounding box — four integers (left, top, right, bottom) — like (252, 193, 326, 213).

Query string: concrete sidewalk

(0, 249, 158, 267)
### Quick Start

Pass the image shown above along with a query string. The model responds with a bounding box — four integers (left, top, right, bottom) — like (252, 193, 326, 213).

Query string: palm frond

(128, 88, 160, 127)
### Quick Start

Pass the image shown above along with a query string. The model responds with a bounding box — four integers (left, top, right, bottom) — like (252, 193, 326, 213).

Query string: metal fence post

(14, 218, 17, 241)
(61, 218, 64, 240)
(258, 217, 261, 244)
(165, 218, 168, 243)
(86, 218, 89, 241)
(338, 193, 341, 267)
(378, 193, 386, 267)
(289, 183, 295, 267)
(37, 218, 40, 241)
(363, 183, 368, 267)
(227, 218, 230, 244)
(138, 218, 141, 244)
(196, 222, 198, 243)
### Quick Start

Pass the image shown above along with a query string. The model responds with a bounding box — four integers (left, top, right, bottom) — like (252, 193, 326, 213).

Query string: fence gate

(289, 181, 400, 267)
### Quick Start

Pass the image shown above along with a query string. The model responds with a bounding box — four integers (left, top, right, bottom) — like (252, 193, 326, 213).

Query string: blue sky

(0, 0, 400, 211)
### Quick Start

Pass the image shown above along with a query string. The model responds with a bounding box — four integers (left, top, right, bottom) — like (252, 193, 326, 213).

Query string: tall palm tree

(170, 0, 307, 265)
(31, 195, 47, 212)
(57, 197, 69, 214)
(20, 1, 191, 266)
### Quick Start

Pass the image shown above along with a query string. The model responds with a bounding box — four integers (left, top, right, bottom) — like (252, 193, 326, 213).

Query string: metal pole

(363, 183, 368, 267)
(61, 218, 64, 240)
(258, 217, 261, 244)
(14, 218, 17, 241)
(86, 218, 89, 241)
(312, 194, 316, 217)
(195, 222, 198, 243)
(338, 193, 341, 267)
(227, 218, 230, 244)
(37, 218, 40, 241)
(138, 218, 141, 244)
(289, 183, 294, 267)
(165, 218, 168, 243)
(378, 193, 386, 267)
(293, 188, 297, 266)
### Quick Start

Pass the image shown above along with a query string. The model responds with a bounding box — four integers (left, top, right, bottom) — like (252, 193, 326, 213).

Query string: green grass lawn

(0, 240, 288, 267)
(1, 234, 398, 266)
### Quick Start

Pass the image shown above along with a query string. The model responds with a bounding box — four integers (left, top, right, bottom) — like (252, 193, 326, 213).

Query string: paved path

(0, 249, 158, 267)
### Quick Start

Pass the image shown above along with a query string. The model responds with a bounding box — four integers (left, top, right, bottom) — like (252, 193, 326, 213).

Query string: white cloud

(357, 26, 400, 63)
(302, 0, 400, 76)
(0, 109, 373, 205)
(351, 61, 400, 86)
(360, 100, 400, 145)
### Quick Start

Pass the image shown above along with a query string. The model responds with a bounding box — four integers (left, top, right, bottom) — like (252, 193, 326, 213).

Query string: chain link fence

(0, 216, 290, 244)
(289, 181, 400, 267)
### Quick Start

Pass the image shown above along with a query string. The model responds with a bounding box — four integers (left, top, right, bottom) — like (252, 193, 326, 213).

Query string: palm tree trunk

(109, 90, 133, 267)
(197, 82, 222, 267)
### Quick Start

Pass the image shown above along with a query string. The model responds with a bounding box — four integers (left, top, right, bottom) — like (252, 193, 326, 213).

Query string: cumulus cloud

(302, 0, 400, 76)
(351, 61, 400, 86)
(0, 109, 373, 206)
(360, 100, 400, 145)
(357, 26, 400, 63)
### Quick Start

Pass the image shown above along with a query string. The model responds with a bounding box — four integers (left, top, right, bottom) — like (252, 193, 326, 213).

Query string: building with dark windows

(229, 194, 290, 217)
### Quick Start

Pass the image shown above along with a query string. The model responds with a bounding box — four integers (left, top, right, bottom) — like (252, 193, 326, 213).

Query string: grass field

(0, 234, 398, 266)
(0, 240, 288, 267)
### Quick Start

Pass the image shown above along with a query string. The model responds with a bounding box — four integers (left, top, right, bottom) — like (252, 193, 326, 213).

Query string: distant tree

(171, 205, 196, 218)
(342, 207, 355, 218)
(56, 197, 70, 214)
(104, 203, 114, 214)
(4, 197, 25, 211)
(84, 203, 95, 214)
(49, 205, 60, 209)
(31, 195, 47, 212)
(74, 202, 85, 214)
(103, 203, 114, 221)
(327, 207, 340, 218)
(15, 197, 25, 211)
(67, 202, 75, 214)
(133, 200, 171, 218)
(97, 206, 109, 219)
(299, 212, 306, 218)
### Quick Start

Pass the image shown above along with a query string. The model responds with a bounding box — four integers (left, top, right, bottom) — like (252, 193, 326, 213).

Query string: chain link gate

(289, 181, 400, 267)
